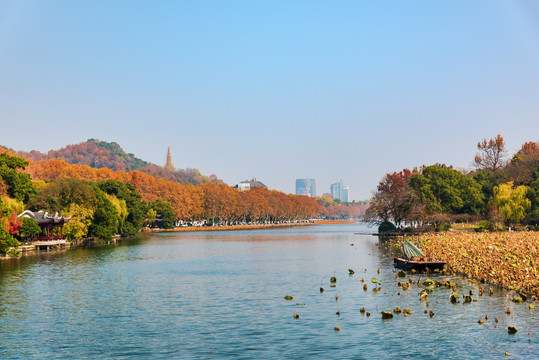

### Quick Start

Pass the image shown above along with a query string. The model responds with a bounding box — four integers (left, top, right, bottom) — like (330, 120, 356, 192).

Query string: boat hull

(393, 257, 446, 271)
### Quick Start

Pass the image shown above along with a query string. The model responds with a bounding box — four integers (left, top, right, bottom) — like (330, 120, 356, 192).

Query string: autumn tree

(19, 148, 323, 227)
(516, 141, 539, 157)
(505, 141, 539, 186)
(0, 197, 20, 254)
(474, 134, 507, 172)
(366, 169, 416, 227)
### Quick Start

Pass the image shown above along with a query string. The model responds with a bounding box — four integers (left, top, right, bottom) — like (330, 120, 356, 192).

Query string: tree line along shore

(367, 135, 539, 297)
(367, 135, 539, 231)
(0, 147, 325, 257)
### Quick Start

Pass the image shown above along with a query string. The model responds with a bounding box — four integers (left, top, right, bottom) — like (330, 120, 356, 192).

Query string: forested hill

(18, 139, 213, 185)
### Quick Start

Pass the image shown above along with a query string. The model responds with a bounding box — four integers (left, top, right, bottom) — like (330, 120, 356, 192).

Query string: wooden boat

(393, 256, 446, 271)
(394, 240, 446, 271)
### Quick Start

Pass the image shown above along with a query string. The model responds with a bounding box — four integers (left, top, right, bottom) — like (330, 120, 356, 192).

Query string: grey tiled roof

(18, 210, 71, 224)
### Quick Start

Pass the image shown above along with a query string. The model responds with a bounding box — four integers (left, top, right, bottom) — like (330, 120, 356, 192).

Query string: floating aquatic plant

(419, 232, 539, 296)
(381, 311, 393, 319)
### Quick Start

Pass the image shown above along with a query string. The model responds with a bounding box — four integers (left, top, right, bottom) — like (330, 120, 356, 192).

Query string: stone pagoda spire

(164, 146, 175, 170)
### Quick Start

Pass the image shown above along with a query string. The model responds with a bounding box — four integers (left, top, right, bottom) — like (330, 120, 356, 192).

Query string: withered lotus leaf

(419, 233, 539, 297)
(381, 311, 393, 319)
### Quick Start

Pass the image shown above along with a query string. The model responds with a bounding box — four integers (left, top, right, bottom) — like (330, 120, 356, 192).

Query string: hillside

(19, 139, 213, 185)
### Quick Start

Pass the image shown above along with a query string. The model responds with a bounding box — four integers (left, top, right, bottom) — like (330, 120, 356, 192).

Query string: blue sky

(1, 0, 539, 200)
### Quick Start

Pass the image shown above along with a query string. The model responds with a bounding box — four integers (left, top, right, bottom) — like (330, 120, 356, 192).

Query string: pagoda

(164, 146, 175, 171)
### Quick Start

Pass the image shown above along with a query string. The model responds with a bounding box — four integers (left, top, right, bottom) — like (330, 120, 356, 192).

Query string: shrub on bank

(435, 222, 452, 232)
(475, 220, 504, 232)
(378, 221, 396, 233)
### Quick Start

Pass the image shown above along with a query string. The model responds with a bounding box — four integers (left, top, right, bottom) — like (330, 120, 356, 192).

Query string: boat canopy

(402, 241, 425, 258)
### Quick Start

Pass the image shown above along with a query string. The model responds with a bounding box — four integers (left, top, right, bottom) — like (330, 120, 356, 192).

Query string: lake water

(0, 224, 537, 359)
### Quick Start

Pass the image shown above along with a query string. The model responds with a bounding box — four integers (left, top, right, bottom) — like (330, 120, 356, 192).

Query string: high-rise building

(296, 179, 316, 197)
(342, 186, 349, 203)
(330, 180, 349, 202)
(164, 146, 175, 170)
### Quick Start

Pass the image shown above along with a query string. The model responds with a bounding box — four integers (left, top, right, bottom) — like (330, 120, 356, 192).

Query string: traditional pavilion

(18, 210, 71, 241)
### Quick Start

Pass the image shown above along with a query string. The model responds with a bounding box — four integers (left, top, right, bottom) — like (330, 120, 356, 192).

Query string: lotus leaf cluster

(420, 232, 539, 296)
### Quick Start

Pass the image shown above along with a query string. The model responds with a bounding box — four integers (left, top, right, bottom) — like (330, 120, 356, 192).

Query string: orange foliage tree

(25, 159, 321, 224)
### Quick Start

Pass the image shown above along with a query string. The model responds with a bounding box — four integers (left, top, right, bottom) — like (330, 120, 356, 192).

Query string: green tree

(105, 193, 128, 234)
(149, 199, 175, 229)
(493, 181, 531, 225)
(28, 178, 97, 213)
(0, 153, 36, 202)
(61, 203, 95, 240)
(0, 222, 19, 255)
(472, 170, 496, 205)
(18, 217, 41, 240)
(410, 165, 484, 215)
(146, 208, 157, 227)
(527, 168, 539, 218)
(87, 187, 119, 241)
(97, 180, 148, 236)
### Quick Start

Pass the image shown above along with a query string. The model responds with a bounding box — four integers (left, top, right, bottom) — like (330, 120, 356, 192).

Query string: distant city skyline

(2, 1, 539, 200)
(330, 180, 349, 202)
(295, 179, 316, 197)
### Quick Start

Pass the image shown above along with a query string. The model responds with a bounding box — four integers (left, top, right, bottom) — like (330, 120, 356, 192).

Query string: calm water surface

(0, 224, 537, 359)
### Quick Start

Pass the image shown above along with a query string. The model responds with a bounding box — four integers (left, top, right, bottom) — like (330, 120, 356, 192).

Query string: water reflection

(0, 224, 536, 359)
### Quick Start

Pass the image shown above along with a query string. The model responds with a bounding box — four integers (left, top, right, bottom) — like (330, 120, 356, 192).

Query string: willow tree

(492, 181, 530, 225)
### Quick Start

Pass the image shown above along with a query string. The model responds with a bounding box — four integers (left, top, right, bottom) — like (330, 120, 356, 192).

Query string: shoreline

(144, 221, 319, 233)
(2, 221, 335, 261)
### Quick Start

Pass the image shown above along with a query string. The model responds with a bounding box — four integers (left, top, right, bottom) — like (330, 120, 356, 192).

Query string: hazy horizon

(2, 1, 539, 200)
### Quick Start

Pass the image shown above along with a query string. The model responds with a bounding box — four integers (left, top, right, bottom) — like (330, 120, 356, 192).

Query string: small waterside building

(235, 179, 267, 191)
(18, 210, 71, 241)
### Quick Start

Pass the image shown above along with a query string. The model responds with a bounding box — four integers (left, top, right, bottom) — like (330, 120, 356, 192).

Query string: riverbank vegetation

(0, 147, 321, 255)
(315, 196, 369, 220)
(420, 232, 539, 296)
(366, 135, 539, 296)
(366, 135, 539, 231)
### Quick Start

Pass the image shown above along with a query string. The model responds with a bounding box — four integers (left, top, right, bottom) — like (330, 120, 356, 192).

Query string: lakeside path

(144, 221, 352, 233)
(420, 232, 539, 297)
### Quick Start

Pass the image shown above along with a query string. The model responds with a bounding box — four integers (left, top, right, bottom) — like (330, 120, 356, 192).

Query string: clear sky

(1, 1, 539, 200)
